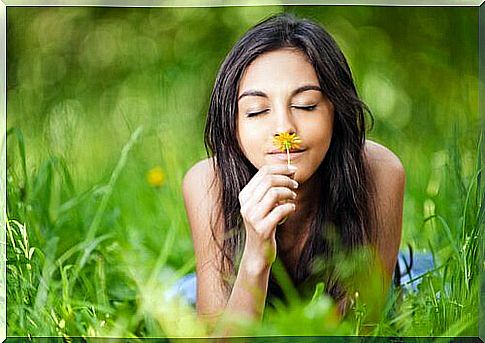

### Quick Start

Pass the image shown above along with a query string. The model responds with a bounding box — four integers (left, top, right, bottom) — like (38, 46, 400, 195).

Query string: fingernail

(292, 191, 297, 199)
(292, 180, 299, 189)
(288, 165, 297, 172)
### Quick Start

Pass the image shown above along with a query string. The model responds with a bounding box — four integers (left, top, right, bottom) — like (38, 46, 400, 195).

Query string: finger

(240, 165, 297, 204)
(263, 164, 298, 176)
(250, 174, 299, 205)
(262, 203, 297, 230)
(251, 164, 298, 188)
(258, 186, 297, 216)
(246, 186, 296, 224)
(241, 187, 297, 225)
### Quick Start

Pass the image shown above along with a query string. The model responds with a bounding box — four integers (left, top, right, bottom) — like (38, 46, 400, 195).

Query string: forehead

(238, 48, 319, 95)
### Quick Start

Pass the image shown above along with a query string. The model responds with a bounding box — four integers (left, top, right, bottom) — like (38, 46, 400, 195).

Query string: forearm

(212, 253, 271, 336)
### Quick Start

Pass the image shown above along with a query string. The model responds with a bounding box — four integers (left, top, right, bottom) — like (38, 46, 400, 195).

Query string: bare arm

(363, 140, 405, 316)
(182, 159, 227, 328)
(365, 140, 405, 280)
(182, 159, 297, 335)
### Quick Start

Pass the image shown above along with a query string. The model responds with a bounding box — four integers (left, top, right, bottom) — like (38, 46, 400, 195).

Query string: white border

(1, 0, 6, 341)
(1, 0, 484, 6)
(0, 1, 482, 342)
(479, 5, 485, 343)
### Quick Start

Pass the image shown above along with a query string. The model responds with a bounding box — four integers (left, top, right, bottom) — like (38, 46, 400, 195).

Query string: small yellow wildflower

(273, 132, 302, 226)
(147, 166, 165, 187)
(273, 132, 302, 166)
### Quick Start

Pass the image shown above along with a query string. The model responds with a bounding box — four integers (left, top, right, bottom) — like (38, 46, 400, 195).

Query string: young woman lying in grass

(182, 13, 405, 335)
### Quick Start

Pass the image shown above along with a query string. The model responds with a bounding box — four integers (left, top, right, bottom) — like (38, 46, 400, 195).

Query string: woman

(182, 13, 405, 333)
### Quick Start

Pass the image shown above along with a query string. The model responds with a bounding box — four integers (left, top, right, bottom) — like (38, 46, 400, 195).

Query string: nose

(273, 105, 296, 135)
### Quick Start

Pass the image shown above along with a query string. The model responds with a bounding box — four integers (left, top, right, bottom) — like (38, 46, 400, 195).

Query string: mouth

(267, 149, 306, 162)
(268, 148, 305, 154)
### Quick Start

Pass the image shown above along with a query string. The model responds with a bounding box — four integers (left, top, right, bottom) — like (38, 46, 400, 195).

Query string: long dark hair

(204, 13, 376, 308)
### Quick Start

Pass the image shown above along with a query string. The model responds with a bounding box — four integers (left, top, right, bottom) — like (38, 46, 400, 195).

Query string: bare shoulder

(364, 140, 405, 177)
(182, 156, 221, 236)
(182, 157, 227, 319)
(364, 139, 405, 207)
(364, 140, 405, 280)
(183, 157, 218, 194)
(364, 140, 406, 192)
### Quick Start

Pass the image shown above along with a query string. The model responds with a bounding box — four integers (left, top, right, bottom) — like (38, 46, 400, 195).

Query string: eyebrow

(237, 85, 323, 101)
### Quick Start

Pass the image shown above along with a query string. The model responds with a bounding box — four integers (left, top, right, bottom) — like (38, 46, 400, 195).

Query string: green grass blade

(67, 126, 143, 295)
(7, 127, 28, 192)
(83, 125, 143, 244)
(424, 214, 461, 259)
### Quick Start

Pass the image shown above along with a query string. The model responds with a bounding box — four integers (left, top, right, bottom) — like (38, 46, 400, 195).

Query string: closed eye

(246, 109, 269, 117)
(292, 105, 317, 111)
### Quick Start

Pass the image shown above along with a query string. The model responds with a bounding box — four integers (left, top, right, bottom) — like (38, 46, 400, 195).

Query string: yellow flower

(273, 132, 302, 166)
(147, 166, 165, 187)
(273, 132, 302, 152)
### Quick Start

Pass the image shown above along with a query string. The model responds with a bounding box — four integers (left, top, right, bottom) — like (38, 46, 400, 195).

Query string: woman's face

(237, 48, 334, 184)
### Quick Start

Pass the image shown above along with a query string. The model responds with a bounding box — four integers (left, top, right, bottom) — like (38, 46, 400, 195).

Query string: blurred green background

(6, 6, 481, 337)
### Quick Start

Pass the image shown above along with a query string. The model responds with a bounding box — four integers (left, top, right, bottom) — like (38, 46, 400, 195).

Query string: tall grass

(6, 125, 482, 337)
(6, 127, 201, 337)
(370, 132, 483, 337)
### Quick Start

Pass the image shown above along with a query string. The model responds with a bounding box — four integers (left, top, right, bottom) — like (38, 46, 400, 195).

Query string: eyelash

(293, 105, 317, 111)
(246, 105, 317, 117)
(247, 109, 269, 117)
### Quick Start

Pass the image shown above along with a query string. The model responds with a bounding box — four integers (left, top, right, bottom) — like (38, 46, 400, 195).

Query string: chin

(294, 174, 308, 184)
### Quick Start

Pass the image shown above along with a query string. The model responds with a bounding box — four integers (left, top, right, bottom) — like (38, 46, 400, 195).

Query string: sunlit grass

(5, 6, 481, 338)
(6, 121, 482, 337)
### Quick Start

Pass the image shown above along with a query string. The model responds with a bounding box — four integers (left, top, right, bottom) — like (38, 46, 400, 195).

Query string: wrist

(240, 250, 272, 277)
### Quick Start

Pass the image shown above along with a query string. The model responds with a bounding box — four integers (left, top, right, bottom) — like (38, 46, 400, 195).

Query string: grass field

(5, 6, 483, 338)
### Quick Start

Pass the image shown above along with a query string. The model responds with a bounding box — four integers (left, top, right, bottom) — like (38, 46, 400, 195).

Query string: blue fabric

(168, 250, 435, 306)
(168, 273, 197, 306)
(395, 249, 435, 291)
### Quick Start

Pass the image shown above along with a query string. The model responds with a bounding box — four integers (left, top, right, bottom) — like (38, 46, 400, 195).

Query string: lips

(268, 148, 304, 154)
(267, 149, 306, 163)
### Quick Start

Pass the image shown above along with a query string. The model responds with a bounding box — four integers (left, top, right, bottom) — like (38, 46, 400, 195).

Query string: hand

(238, 164, 299, 271)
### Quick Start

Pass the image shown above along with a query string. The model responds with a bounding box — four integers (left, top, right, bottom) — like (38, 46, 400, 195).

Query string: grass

(5, 122, 482, 338)
(5, 7, 481, 338)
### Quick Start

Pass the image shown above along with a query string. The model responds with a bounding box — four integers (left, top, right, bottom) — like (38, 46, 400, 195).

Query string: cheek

(316, 129, 333, 162)
(304, 118, 333, 147)
(304, 120, 333, 164)
(237, 122, 262, 164)
(236, 121, 249, 150)
(316, 114, 334, 149)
